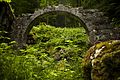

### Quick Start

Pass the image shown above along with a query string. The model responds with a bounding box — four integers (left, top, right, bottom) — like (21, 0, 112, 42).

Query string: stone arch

(12, 4, 113, 47)
(25, 10, 89, 35)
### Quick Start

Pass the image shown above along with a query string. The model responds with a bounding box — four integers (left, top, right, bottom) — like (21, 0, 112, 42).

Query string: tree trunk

(0, 1, 14, 43)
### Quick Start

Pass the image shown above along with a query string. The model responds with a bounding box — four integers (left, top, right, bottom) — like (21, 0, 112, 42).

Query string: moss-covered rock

(82, 40, 120, 80)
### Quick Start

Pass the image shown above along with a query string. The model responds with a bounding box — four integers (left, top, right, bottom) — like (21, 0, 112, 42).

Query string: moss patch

(82, 40, 120, 80)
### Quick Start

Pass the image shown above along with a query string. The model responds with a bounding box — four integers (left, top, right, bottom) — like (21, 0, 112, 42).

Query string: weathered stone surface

(82, 40, 120, 80)
(12, 4, 119, 47)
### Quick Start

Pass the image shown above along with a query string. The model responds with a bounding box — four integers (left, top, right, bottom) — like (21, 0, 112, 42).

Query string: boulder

(82, 40, 120, 80)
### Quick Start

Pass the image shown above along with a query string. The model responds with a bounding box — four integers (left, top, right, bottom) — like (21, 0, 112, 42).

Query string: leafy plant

(0, 24, 88, 80)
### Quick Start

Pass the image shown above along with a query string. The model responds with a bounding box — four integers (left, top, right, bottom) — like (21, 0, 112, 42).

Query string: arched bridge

(12, 4, 119, 47)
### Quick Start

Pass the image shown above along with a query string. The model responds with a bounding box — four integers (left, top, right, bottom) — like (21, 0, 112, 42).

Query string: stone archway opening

(34, 11, 86, 28)
(12, 4, 112, 48)
(25, 11, 89, 35)
(25, 11, 89, 45)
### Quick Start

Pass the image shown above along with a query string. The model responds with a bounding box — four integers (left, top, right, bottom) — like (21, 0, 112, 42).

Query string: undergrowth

(0, 24, 88, 80)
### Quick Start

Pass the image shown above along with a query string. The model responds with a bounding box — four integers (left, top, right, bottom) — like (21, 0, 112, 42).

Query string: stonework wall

(12, 4, 120, 47)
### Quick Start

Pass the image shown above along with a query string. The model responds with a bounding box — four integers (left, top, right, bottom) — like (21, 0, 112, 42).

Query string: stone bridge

(11, 4, 119, 47)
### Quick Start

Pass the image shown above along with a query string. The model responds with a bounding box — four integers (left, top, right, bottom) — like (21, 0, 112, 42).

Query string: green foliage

(39, 0, 58, 8)
(11, 0, 40, 15)
(0, 0, 11, 2)
(0, 24, 88, 80)
(26, 24, 88, 79)
(39, 13, 82, 28)
(39, 0, 81, 8)
(30, 24, 88, 54)
(102, 0, 120, 25)
(0, 31, 11, 43)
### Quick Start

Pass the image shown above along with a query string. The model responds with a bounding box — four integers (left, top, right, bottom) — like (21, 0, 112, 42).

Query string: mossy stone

(82, 40, 120, 80)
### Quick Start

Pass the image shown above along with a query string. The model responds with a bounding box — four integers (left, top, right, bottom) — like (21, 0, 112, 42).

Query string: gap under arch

(24, 11, 89, 36)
